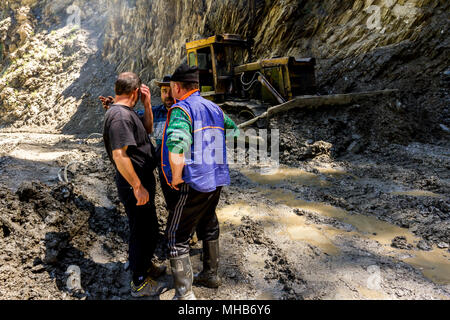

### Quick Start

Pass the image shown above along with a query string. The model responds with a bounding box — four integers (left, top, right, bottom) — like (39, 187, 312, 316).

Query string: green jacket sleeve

(166, 107, 193, 154)
(224, 112, 240, 138)
(166, 108, 240, 154)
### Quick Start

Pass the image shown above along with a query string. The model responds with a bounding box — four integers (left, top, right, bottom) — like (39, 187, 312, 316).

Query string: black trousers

(165, 184, 222, 258)
(155, 144, 179, 211)
(157, 165, 179, 211)
(116, 171, 159, 276)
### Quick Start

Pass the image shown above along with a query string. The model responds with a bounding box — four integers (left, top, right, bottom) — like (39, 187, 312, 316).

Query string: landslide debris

(0, 181, 130, 300)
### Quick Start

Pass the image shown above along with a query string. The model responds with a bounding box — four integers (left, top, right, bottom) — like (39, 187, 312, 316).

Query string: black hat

(170, 63, 199, 83)
(155, 75, 171, 87)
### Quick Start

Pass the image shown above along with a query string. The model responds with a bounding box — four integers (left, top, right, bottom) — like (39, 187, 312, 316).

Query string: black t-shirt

(103, 104, 156, 186)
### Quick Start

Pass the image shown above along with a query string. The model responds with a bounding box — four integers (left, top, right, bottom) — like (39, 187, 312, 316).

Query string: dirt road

(0, 132, 448, 300)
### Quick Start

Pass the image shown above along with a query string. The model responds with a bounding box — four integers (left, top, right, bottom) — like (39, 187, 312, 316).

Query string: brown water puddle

(313, 166, 356, 178)
(217, 202, 341, 255)
(218, 203, 253, 225)
(219, 189, 450, 285)
(261, 189, 416, 244)
(281, 223, 342, 255)
(404, 250, 450, 285)
(391, 190, 444, 198)
(241, 166, 358, 187)
(256, 291, 278, 300)
(9, 145, 68, 162)
(357, 286, 391, 300)
(241, 167, 330, 186)
(263, 189, 450, 285)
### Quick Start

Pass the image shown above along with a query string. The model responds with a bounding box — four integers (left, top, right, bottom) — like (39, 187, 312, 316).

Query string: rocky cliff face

(102, 0, 449, 81)
(0, 0, 448, 134)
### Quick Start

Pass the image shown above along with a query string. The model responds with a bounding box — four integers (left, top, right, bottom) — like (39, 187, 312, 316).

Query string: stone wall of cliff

(102, 0, 449, 84)
(0, 0, 448, 134)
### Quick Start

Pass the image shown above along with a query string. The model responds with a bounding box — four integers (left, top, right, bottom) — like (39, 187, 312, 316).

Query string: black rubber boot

(170, 254, 196, 300)
(194, 239, 221, 288)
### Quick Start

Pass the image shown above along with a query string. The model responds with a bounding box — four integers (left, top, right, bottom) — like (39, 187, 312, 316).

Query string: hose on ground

(58, 161, 81, 183)
(85, 133, 103, 142)
(57, 133, 103, 183)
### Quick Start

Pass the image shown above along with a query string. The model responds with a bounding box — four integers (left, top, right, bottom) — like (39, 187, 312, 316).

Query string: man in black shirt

(103, 72, 165, 297)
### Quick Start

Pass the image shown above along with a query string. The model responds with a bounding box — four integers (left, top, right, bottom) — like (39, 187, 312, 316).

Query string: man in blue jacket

(161, 63, 238, 300)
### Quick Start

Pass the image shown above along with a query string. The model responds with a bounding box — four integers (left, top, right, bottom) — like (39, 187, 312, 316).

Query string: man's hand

(112, 147, 149, 206)
(171, 176, 184, 191)
(169, 151, 185, 191)
(133, 183, 150, 206)
(99, 96, 114, 110)
(140, 84, 154, 134)
(140, 84, 151, 107)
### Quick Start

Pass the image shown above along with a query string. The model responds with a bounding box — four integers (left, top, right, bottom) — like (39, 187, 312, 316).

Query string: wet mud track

(0, 133, 449, 300)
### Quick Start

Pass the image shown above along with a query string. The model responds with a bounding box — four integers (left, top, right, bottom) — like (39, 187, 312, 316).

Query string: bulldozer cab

(186, 34, 247, 98)
(186, 34, 316, 106)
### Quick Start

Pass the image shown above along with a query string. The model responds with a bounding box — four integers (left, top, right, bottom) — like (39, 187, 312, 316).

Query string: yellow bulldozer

(186, 34, 316, 104)
(185, 34, 398, 128)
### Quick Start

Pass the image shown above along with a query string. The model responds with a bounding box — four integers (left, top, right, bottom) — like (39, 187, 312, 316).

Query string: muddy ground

(1, 0, 449, 302)
(0, 120, 449, 300)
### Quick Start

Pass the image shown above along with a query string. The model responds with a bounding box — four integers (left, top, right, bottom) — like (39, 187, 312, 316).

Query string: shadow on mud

(42, 231, 131, 299)
(41, 230, 246, 300)
(35, 182, 171, 299)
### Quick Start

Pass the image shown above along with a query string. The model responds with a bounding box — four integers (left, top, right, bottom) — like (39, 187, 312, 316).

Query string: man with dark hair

(161, 63, 239, 300)
(136, 76, 175, 150)
(135, 76, 178, 206)
(102, 72, 166, 297)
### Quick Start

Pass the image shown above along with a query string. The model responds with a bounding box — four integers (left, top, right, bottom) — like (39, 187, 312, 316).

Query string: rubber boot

(194, 239, 221, 288)
(170, 254, 196, 300)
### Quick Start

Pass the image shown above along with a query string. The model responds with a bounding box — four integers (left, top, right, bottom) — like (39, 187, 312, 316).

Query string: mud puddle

(218, 201, 341, 256)
(404, 251, 450, 285)
(235, 167, 450, 286)
(390, 190, 445, 198)
(267, 190, 450, 283)
(8, 145, 70, 162)
(240, 167, 330, 186)
(314, 167, 352, 177)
